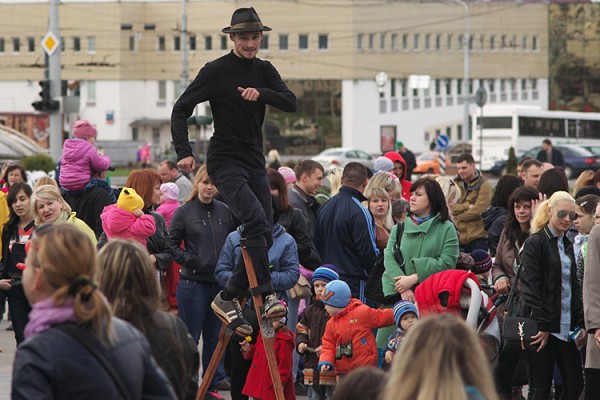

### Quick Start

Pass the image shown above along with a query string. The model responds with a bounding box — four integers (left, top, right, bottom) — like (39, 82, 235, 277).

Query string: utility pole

(454, 0, 470, 140)
(49, 0, 62, 161)
(180, 0, 189, 90)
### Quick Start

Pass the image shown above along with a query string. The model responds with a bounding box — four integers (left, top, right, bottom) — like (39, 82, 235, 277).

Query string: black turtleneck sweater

(171, 51, 297, 173)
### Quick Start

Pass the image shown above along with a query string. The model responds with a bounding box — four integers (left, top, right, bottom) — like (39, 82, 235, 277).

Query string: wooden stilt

(196, 242, 285, 400)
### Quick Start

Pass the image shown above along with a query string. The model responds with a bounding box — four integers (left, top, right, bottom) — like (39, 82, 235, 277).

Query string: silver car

(312, 147, 374, 173)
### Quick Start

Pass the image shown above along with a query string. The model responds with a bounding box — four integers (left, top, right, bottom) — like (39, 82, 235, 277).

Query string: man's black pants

(211, 164, 273, 296)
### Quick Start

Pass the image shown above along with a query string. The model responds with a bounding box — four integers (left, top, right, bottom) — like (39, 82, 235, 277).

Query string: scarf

(24, 296, 77, 339)
(411, 214, 433, 225)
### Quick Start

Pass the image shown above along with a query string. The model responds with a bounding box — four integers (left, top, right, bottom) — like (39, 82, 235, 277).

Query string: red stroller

(414, 269, 503, 363)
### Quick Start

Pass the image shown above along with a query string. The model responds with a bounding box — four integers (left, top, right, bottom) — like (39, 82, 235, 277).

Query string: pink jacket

(60, 139, 111, 191)
(100, 205, 156, 246)
(155, 200, 180, 228)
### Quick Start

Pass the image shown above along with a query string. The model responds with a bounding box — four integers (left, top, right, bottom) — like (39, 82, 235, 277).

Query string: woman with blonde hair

(12, 224, 176, 399)
(383, 314, 498, 400)
(168, 164, 234, 396)
(519, 191, 584, 399)
(30, 184, 96, 245)
(366, 171, 402, 202)
(572, 169, 595, 197)
(96, 239, 199, 400)
(365, 186, 393, 252)
(435, 176, 461, 211)
(328, 167, 344, 198)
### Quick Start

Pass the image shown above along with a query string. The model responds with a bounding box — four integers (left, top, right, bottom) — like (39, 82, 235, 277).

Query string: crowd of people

(2, 5, 600, 400)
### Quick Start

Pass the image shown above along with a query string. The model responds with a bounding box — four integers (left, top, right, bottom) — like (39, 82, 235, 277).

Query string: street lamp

(454, 0, 470, 140)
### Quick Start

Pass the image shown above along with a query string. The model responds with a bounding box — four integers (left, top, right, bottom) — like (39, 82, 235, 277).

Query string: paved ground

(0, 316, 309, 400)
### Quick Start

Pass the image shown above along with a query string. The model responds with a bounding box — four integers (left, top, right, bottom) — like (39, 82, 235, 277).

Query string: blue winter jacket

(215, 223, 299, 301)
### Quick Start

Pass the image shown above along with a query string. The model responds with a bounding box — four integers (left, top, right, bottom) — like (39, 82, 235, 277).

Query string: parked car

(414, 151, 441, 175)
(489, 144, 600, 179)
(311, 147, 374, 172)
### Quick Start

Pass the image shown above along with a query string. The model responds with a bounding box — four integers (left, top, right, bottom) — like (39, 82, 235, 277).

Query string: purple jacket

(155, 200, 180, 228)
(60, 139, 111, 191)
(100, 205, 156, 246)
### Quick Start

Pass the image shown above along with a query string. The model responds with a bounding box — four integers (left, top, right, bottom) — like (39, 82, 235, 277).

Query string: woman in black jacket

(0, 183, 34, 345)
(12, 224, 176, 400)
(169, 164, 234, 396)
(519, 190, 584, 400)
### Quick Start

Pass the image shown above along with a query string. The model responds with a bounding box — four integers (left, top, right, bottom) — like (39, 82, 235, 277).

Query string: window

(510, 79, 517, 92)
(132, 128, 139, 141)
(522, 35, 527, 50)
(158, 36, 165, 51)
(500, 79, 506, 92)
(445, 79, 451, 95)
(435, 79, 441, 96)
(260, 34, 268, 50)
(458, 34, 463, 50)
(379, 33, 384, 50)
(129, 35, 136, 52)
(87, 80, 96, 103)
(279, 34, 288, 50)
(489, 35, 495, 50)
(356, 33, 363, 50)
(469, 79, 473, 94)
(469, 35, 473, 50)
(435, 34, 441, 50)
(413, 34, 419, 50)
(457, 79, 462, 95)
(457, 125, 463, 141)
(402, 34, 408, 50)
(87, 36, 96, 53)
(412, 88, 418, 97)
(174, 36, 181, 51)
(158, 81, 166, 101)
(61, 37, 65, 52)
(511, 34, 517, 50)
(204, 36, 212, 51)
(521, 79, 527, 91)
(425, 34, 430, 50)
(447, 34, 452, 50)
(220, 36, 227, 50)
(391, 79, 396, 97)
(531, 78, 537, 90)
(319, 34, 328, 50)
(299, 34, 308, 50)
(189, 35, 196, 51)
(489, 79, 495, 93)
(0, 38, 4, 53)
(152, 128, 160, 146)
(391, 33, 398, 50)
(532, 35, 538, 50)
(174, 80, 183, 99)
(501, 34, 507, 49)
(26, 36, 34, 52)
(73, 37, 81, 52)
(479, 35, 485, 50)
(12, 37, 20, 53)
(368, 33, 374, 50)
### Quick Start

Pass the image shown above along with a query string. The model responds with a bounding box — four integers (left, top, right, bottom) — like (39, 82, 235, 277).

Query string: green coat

(377, 214, 459, 348)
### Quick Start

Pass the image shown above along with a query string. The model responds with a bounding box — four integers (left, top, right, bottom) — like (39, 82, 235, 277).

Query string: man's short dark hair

(517, 156, 534, 168)
(342, 162, 368, 188)
(543, 139, 552, 146)
(456, 154, 475, 164)
(521, 158, 543, 174)
(295, 160, 324, 180)
(160, 159, 178, 170)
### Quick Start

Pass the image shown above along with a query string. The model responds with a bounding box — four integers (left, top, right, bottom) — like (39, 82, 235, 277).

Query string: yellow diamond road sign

(41, 32, 59, 56)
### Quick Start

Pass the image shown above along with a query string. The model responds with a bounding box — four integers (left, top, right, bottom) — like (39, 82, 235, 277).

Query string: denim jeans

(176, 279, 226, 386)
(7, 283, 31, 345)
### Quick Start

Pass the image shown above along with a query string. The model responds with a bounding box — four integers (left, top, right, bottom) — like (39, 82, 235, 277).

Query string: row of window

(0, 31, 540, 55)
(383, 77, 538, 98)
(0, 33, 329, 54)
(357, 32, 539, 52)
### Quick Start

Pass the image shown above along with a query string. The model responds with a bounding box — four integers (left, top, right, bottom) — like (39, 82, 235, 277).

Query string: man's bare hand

(177, 156, 196, 174)
(238, 86, 260, 102)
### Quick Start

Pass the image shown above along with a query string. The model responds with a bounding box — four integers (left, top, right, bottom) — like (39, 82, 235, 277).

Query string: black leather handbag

(502, 266, 538, 351)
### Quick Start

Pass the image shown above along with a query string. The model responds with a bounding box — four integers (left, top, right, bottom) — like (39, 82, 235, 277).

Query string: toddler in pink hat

(156, 182, 180, 227)
(59, 119, 112, 192)
(278, 166, 296, 189)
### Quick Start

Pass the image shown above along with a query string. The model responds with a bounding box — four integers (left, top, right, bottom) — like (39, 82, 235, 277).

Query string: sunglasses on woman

(556, 210, 578, 221)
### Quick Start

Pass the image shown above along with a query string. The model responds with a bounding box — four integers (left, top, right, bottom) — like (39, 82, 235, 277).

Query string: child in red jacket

(318, 280, 394, 381)
(241, 302, 296, 400)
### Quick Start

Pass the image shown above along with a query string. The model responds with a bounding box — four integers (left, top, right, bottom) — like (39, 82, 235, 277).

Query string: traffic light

(32, 80, 60, 112)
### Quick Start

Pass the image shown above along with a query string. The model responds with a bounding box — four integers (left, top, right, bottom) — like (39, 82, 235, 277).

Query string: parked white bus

(471, 105, 600, 171)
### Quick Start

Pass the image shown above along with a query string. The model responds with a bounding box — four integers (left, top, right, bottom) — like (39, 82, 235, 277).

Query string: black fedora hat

(222, 7, 272, 34)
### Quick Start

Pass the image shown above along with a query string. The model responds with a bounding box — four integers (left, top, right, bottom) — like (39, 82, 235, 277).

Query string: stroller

(414, 269, 505, 364)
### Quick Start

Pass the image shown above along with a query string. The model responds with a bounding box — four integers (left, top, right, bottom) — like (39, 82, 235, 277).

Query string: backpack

(364, 222, 405, 305)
